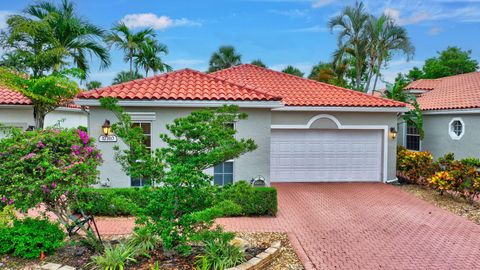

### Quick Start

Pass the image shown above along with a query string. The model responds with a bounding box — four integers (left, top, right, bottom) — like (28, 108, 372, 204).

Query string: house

(76, 64, 407, 187)
(0, 87, 88, 137)
(399, 72, 480, 159)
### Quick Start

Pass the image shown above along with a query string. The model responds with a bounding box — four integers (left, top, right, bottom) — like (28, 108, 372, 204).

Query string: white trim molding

(127, 112, 156, 121)
(271, 114, 390, 183)
(272, 106, 408, 113)
(76, 99, 284, 108)
(448, 117, 465, 140)
(423, 108, 480, 115)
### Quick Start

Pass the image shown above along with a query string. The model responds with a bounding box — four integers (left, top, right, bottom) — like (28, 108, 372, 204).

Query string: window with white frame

(130, 121, 152, 187)
(406, 124, 421, 151)
(213, 161, 234, 186)
(449, 118, 465, 140)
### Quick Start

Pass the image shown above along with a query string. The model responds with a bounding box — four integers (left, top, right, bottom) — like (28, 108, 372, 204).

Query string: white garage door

(271, 129, 382, 182)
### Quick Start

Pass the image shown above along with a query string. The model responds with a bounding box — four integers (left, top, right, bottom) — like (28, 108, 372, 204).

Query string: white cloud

(312, 0, 335, 8)
(269, 9, 309, 18)
(384, 8, 431, 25)
(287, 25, 328, 32)
(120, 13, 201, 30)
(0, 11, 14, 30)
(428, 27, 442, 36)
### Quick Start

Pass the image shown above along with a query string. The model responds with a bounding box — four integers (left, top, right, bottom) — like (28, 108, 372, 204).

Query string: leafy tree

(105, 23, 156, 79)
(86, 80, 102, 90)
(309, 61, 347, 86)
(100, 98, 256, 254)
(282, 65, 304, 77)
(250, 59, 267, 68)
(134, 38, 172, 77)
(406, 67, 424, 82)
(208, 46, 242, 72)
(383, 75, 424, 139)
(112, 71, 144, 85)
(1, 14, 67, 77)
(0, 52, 28, 73)
(23, 0, 110, 73)
(0, 127, 102, 231)
(328, 1, 369, 90)
(0, 68, 82, 129)
(422, 46, 478, 79)
(364, 14, 414, 92)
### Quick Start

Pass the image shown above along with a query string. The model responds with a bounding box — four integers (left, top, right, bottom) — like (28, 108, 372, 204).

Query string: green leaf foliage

(0, 217, 65, 259)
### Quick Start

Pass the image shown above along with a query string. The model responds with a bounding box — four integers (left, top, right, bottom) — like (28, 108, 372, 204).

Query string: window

(214, 161, 234, 186)
(449, 118, 465, 140)
(132, 122, 152, 149)
(406, 124, 420, 151)
(130, 122, 152, 186)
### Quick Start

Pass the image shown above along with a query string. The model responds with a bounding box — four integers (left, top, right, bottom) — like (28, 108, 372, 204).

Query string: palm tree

(366, 16, 414, 92)
(86, 80, 102, 90)
(282, 65, 304, 77)
(251, 59, 267, 68)
(208, 46, 242, 72)
(328, 1, 369, 91)
(24, 0, 110, 73)
(112, 71, 143, 85)
(134, 38, 172, 77)
(105, 22, 156, 79)
(383, 76, 424, 138)
(0, 52, 27, 72)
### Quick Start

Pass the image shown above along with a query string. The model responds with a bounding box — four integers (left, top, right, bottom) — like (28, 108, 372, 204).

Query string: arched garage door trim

(271, 114, 389, 182)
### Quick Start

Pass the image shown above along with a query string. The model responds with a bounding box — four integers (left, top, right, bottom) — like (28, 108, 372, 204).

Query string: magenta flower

(77, 129, 89, 145)
(21, 152, 36, 160)
(7, 199, 14, 205)
(51, 182, 57, 189)
(1, 197, 6, 203)
(37, 141, 45, 148)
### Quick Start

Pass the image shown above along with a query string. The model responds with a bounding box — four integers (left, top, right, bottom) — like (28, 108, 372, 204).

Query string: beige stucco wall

(88, 106, 272, 188)
(271, 111, 399, 181)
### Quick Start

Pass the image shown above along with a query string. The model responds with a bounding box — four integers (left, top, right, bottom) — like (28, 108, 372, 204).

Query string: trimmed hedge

(72, 187, 151, 216)
(72, 182, 277, 217)
(216, 181, 277, 216)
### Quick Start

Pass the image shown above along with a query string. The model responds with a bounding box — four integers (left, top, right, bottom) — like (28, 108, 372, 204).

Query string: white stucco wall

(0, 106, 87, 138)
(88, 106, 272, 188)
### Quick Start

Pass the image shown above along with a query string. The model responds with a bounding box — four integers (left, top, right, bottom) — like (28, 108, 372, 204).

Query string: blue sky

(1, 0, 480, 88)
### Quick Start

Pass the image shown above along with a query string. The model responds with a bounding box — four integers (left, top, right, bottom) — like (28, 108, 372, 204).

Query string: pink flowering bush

(0, 127, 102, 228)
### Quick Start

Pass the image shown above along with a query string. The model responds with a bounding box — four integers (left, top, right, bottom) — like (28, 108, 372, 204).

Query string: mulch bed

(396, 183, 480, 225)
(0, 232, 302, 270)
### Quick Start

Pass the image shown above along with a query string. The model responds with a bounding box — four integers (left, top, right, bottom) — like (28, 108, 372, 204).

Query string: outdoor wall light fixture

(390, 127, 398, 139)
(102, 120, 111, 136)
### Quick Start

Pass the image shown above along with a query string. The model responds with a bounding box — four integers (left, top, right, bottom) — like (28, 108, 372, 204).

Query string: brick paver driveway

(217, 183, 480, 270)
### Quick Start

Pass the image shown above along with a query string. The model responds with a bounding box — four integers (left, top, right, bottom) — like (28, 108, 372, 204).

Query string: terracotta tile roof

(78, 69, 281, 102)
(404, 79, 442, 90)
(0, 87, 32, 105)
(211, 64, 406, 107)
(405, 72, 480, 111)
(0, 87, 81, 109)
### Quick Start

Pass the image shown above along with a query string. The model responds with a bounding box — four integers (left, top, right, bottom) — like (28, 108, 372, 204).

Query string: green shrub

(0, 205, 15, 229)
(0, 218, 65, 259)
(460, 157, 480, 168)
(217, 181, 278, 216)
(72, 187, 150, 216)
(89, 243, 138, 270)
(195, 227, 245, 270)
(127, 226, 162, 254)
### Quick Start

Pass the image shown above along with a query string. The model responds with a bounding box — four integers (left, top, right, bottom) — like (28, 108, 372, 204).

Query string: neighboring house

(76, 64, 407, 187)
(399, 72, 480, 159)
(0, 87, 88, 137)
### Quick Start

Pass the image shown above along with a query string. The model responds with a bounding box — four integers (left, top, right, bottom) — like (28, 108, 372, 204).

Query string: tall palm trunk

(129, 49, 134, 80)
(371, 57, 383, 92)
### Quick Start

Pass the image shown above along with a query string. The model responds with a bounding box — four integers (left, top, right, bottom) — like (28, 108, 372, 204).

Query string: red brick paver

(96, 183, 480, 269)
(217, 183, 480, 270)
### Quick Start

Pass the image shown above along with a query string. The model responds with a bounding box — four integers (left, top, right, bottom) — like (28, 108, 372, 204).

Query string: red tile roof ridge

(214, 64, 407, 107)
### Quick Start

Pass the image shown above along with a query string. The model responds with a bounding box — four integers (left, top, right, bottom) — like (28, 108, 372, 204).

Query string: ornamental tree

(0, 127, 102, 228)
(101, 98, 257, 254)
